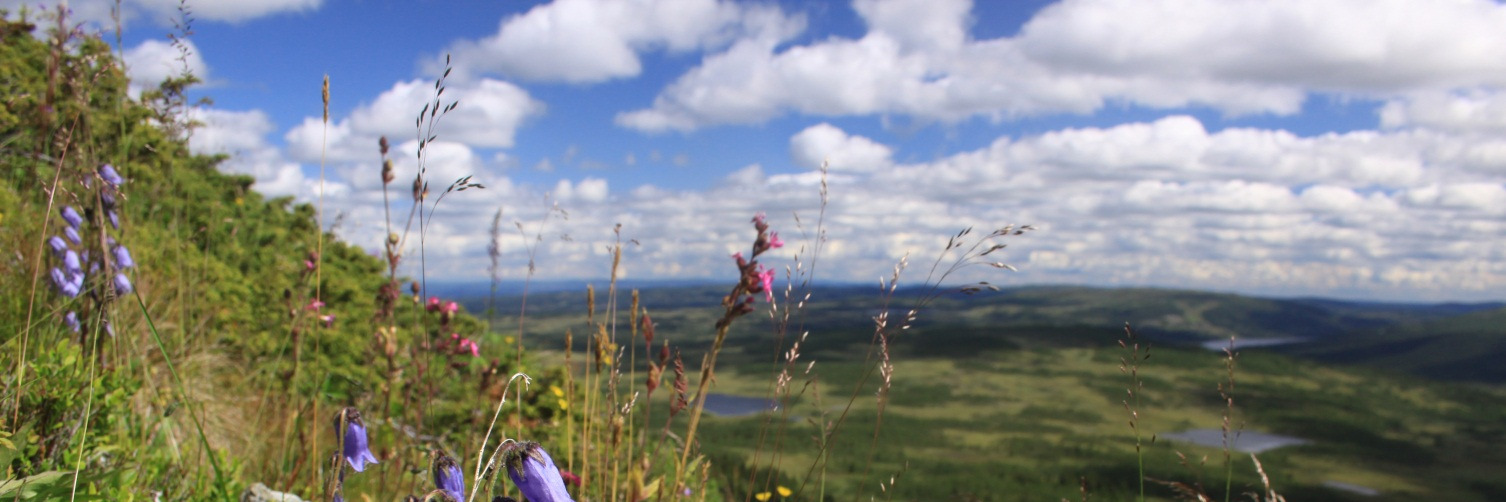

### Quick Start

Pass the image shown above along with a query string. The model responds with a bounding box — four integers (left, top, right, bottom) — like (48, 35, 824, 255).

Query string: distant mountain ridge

(450, 282, 1506, 383)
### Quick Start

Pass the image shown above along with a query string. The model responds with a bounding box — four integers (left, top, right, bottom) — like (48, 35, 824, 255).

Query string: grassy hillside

(1287, 306, 1506, 382)
(0, 14, 502, 499)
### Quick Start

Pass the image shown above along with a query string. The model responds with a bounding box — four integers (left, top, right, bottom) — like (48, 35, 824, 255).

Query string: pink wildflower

(767, 231, 784, 250)
(757, 266, 775, 302)
(307, 299, 325, 311)
(444, 301, 459, 314)
(320, 314, 336, 328)
(427, 297, 441, 312)
(459, 338, 480, 357)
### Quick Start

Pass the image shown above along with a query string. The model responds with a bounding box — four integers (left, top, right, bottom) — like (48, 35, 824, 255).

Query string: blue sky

(14, 0, 1506, 301)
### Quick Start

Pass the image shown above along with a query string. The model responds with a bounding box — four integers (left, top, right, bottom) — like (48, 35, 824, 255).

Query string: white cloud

(779, 114, 1506, 300)
(187, 108, 311, 198)
(620, 0, 1506, 131)
(554, 177, 610, 203)
(1379, 90, 1506, 134)
(199, 105, 1506, 300)
(440, 0, 805, 83)
(189, 108, 271, 155)
(342, 78, 544, 150)
(789, 123, 894, 171)
(1016, 0, 1506, 92)
(122, 38, 208, 95)
(283, 78, 543, 171)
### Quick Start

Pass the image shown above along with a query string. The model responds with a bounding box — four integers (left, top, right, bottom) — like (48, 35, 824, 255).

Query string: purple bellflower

(99, 164, 124, 186)
(504, 441, 574, 502)
(64, 226, 81, 245)
(48, 236, 67, 257)
(114, 245, 134, 268)
(114, 273, 132, 295)
(63, 250, 82, 274)
(60, 206, 82, 228)
(52, 268, 82, 298)
(64, 311, 79, 333)
(432, 451, 466, 502)
(339, 407, 378, 472)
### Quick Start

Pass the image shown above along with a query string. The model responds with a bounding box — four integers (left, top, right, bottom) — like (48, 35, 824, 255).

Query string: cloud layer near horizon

(109, 0, 1506, 301)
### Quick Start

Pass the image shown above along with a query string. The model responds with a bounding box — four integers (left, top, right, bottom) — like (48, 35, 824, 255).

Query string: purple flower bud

(64, 311, 79, 333)
(61, 206, 82, 228)
(504, 442, 574, 502)
(101, 192, 116, 209)
(48, 236, 68, 256)
(114, 245, 134, 268)
(108, 210, 118, 230)
(114, 273, 133, 295)
(64, 226, 81, 245)
(432, 452, 465, 502)
(63, 250, 82, 275)
(99, 164, 124, 186)
(52, 268, 82, 298)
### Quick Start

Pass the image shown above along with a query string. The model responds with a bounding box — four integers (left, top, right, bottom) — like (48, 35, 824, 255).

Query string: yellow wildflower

(754, 492, 771, 502)
(550, 385, 564, 397)
(777, 486, 791, 497)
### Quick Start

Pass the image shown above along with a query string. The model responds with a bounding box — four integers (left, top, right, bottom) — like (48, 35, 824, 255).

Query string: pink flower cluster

(450, 333, 480, 357)
(428, 296, 480, 358)
(729, 212, 785, 310)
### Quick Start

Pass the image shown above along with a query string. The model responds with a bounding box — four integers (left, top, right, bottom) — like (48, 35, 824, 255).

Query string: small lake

(702, 393, 780, 417)
(1198, 337, 1305, 351)
(1160, 428, 1309, 453)
(1323, 481, 1380, 497)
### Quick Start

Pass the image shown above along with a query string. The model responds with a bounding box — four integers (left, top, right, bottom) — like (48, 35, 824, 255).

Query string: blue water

(1160, 428, 1309, 453)
(1198, 337, 1305, 351)
(702, 393, 779, 417)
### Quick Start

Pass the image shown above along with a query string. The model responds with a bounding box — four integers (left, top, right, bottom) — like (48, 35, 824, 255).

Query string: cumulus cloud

(122, 38, 208, 95)
(682, 113, 1502, 301)
(285, 78, 544, 164)
(554, 177, 610, 203)
(1379, 90, 1506, 134)
(192, 106, 1506, 300)
(440, 0, 805, 83)
(187, 108, 312, 198)
(619, 0, 1506, 131)
(789, 123, 893, 171)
